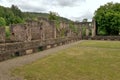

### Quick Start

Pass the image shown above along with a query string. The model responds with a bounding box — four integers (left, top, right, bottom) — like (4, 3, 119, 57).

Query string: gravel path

(0, 41, 82, 80)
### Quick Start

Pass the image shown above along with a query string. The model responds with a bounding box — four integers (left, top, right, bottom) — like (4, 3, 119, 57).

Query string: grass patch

(12, 40, 120, 80)
(79, 40, 120, 49)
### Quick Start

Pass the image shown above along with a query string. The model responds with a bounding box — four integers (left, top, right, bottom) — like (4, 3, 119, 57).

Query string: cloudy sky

(0, 0, 120, 21)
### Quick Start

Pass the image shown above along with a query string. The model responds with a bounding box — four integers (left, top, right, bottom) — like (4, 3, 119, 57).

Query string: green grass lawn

(12, 40, 120, 80)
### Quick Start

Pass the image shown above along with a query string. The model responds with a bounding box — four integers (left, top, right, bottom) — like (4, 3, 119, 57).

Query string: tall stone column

(53, 22, 57, 39)
(86, 28, 89, 36)
(92, 19, 96, 37)
(26, 25, 32, 42)
(77, 24, 81, 38)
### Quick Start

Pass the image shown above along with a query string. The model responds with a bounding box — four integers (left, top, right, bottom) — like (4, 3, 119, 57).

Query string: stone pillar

(54, 27, 57, 39)
(92, 19, 96, 37)
(86, 28, 89, 36)
(92, 28, 94, 37)
(27, 27, 32, 41)
(79, 25, 82, 39)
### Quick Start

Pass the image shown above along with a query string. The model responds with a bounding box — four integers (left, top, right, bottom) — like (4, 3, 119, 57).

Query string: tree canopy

(0, 5, 71, 26)
(0, 17, 6, 27)
(48, 11, 59, 21)
(82, 18, 88, 22)
(94, 2, 120, 35)
(0, 5, 24, 26)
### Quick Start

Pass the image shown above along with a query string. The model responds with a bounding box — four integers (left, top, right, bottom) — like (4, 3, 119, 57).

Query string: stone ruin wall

(10, 18, 55, 42)
(10, 24, 28, 42)
(0, 18, 97, 43)
(0, 18, 96, 43)
(0, 27, 5, 43)
(76, 19, 96, 37)
(0, 18, 97, 61)
(1, 17, 120, 62)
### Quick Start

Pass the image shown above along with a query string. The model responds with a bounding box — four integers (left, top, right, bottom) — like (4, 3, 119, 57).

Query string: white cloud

(43, 0, 85, 7)
(0, 0, 120, 21)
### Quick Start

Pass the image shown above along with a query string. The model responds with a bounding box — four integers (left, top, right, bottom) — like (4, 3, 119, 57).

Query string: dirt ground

(0, 41, 82, 80)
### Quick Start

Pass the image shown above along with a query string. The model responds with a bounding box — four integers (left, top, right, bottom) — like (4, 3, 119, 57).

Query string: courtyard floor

(0, 41, 81, 80)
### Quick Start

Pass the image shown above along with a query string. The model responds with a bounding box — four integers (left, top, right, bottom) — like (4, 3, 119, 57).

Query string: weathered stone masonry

(0, 27, 5, 43)
(0, 17, 96, 61)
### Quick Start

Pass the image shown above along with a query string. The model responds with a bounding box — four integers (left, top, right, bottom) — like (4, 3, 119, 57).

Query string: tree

(14, 16, 24, 24)
(48, 11, 60, 30)
(11, 5, 23, 19)
(48, 11, 59, 21)
(4, 8, 15, 25)
(0, 17, 6, 27)
(82, 18, 88, 22)
(94, 2, 120, 35)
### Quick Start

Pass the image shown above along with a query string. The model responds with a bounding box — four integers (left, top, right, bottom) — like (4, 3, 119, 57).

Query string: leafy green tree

(11, 5, 24, 19)
(94, 2, 120, 35)
(0, 17, 6, 27)
(4, 8, 15, 25)
(14, 16, 24, 24)
(82, 18, 88, 22)
(48, 11, 60, 29)
(48, 11, 59, 21)
(0, 5, 71, 26)
(0, 6, 5, 17)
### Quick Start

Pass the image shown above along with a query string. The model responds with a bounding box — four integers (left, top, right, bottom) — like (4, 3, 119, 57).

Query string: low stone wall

(1, 35, 120, 62)
(0, 37, 80, 61)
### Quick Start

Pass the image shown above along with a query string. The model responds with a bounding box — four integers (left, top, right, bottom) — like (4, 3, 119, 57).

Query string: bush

(0, 17, 6, 27)
(5, 26, 10, 39)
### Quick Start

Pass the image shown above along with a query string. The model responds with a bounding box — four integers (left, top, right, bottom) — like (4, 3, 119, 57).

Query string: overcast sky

(0, 0, 120, 21)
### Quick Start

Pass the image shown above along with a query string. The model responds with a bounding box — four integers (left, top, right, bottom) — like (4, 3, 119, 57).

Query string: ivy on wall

(60, 29, 65, 37)
(54, 20, 66, 38)
(55, 20, 60, 31)
(69, 21, 78, 34)
(5, 26, 10, 39)
(82, 26, 86, 36)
